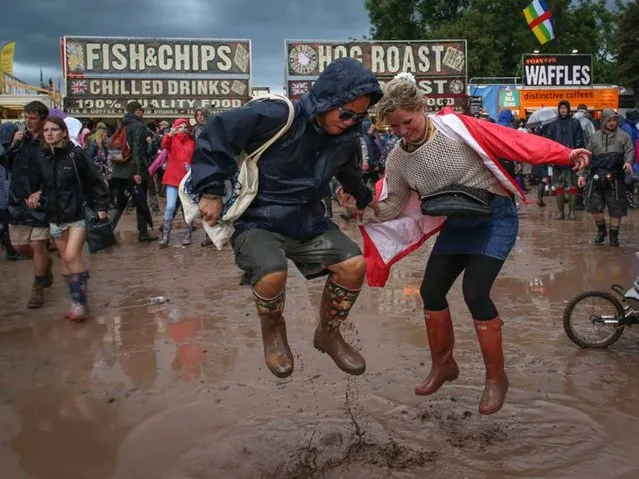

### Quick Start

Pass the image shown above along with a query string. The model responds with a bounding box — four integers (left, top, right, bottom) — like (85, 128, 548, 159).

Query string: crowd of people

(0, 100, 214, 319)
(471, 101, 638, 247)
(0, 57, 636, 415)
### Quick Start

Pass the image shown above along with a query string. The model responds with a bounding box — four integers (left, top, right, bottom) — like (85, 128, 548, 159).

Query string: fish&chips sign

(61, 36, 251, 117)
(285, 40, 467, 111)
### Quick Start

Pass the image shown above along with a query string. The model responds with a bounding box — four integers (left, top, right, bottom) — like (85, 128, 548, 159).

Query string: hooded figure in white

(63, 117, 83, 147)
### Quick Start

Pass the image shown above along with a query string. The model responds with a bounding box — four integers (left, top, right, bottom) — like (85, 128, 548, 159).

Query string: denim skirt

(432, 195, 518, 260)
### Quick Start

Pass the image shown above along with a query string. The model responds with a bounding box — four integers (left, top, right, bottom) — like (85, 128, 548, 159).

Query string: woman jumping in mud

(338, 76, 590, 415)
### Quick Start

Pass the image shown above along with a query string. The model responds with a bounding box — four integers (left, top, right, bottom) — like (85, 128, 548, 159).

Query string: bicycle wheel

(563, 291, 625, 348)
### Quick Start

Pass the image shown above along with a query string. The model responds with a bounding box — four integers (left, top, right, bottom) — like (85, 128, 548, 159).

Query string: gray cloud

(2, 0, 370, 89)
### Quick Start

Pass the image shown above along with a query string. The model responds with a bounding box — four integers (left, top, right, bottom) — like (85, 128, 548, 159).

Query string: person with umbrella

(526, 108, 558, 207)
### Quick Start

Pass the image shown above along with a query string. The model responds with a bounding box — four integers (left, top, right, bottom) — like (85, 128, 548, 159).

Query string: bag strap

(245, 94, 295, 160)
(69, 148, 88, 206)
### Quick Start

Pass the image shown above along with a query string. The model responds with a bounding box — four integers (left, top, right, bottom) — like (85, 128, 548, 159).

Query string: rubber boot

(554, 193, 565, 219)
(474, 318, 508, 415)
(182, 223, 194, 246)
(66, 272, 88, 322)
(313, 275, 366, 375)
(593, 220, 607, 245)
(254, 289, 294, 378)
(415, 309, 460, 396)
(567, 194, 577, 220)
(536, 183, 545, 207)
(158, 219, 173, 248)
(609, 227, 620, 247)
(27, 278, 47, 309)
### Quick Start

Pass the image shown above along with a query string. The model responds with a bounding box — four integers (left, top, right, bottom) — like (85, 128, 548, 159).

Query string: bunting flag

(0, 41, 15, 75)
(523, 0, 556, 45)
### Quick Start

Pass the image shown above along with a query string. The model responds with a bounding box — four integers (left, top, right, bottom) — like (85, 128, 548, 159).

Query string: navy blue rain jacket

(191, 57, 382, 240)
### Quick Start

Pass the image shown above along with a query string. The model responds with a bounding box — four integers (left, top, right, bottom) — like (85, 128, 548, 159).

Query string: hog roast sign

(61, 36, 252, 117)
(285, 40, 467, 111)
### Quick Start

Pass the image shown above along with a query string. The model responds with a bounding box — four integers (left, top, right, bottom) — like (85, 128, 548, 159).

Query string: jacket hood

(63, 117, 83, 146)
(601, 109, 618, 126)
(95, 121, 108, 131)
(300, 57, 383, 117)
(497, 110, 515, 127)
(121, 112, 143, 127)
(558, 100, 571, 117)
(173, 118, 190, 129)
(625, 108, 639, 124)
(0, 122, 18, 148)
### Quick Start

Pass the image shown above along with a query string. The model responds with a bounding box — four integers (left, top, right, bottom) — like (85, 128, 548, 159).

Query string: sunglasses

(338, 106, 368, 123)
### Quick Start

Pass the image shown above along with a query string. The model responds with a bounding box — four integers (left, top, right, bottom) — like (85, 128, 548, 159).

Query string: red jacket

(161, 132, 195, 187)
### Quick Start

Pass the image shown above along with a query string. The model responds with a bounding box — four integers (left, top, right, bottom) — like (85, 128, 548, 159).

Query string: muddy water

(2, 205, 639, 479)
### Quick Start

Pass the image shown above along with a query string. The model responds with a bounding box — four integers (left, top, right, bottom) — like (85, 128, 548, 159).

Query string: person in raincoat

(578, 109, 635, 247)
(191, 58, 382, 379)
(158, 118, 196, 247)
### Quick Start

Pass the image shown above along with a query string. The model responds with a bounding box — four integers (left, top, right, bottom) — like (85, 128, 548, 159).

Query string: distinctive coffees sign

(285, 40, 468, 112)
(61, 36, 252, 118)
(522, 54, 593, 87)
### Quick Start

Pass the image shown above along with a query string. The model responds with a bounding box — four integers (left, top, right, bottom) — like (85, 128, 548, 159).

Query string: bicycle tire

(563, 290, 625, 348)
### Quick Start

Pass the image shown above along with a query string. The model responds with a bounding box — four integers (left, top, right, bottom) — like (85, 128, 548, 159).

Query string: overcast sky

(2, 0, 371, 91)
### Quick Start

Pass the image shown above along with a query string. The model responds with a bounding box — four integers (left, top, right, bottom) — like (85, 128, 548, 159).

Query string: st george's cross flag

(523, 0, 556, 45)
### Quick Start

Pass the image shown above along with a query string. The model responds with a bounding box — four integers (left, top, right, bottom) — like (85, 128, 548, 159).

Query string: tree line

(364, 0, 638, 102)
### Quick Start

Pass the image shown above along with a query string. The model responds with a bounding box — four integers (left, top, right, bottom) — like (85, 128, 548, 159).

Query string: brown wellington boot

(28, 281, 45, 309)
(313, 275, 366, 375)
(253, 289, 294, 378)
(474, 317, 509, 415)
(415, 309, 459, 396)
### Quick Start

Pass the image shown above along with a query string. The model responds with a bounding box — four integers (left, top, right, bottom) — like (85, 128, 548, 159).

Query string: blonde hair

(376, 78, 424, 122)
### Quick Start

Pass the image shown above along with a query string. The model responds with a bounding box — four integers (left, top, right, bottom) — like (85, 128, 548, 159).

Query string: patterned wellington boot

(313, 275, 366, 375)
(254, 289, 294, 378)
(158, 219, 173, 248)
(66, 273, 88, 322)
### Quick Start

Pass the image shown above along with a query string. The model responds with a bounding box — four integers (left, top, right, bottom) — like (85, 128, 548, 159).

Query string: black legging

(420, 253, 505, 321)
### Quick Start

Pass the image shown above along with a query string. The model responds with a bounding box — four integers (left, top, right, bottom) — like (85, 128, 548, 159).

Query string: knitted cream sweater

(374, 130, 507, 221)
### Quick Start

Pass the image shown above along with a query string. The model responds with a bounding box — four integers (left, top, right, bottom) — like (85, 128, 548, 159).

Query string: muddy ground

(2, 203, 639, 479)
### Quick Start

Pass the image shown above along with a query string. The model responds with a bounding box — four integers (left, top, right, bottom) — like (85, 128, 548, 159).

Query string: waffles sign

(286, 40, 466, 78)
(62, 37, 251, 76)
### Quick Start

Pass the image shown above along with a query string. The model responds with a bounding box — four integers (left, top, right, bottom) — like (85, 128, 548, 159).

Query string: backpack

(107, 126, 131, 164)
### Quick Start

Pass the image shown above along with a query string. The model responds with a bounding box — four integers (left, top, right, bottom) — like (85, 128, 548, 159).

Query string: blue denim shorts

(432, 195, 519, 260)
(49, 219, 86, 239)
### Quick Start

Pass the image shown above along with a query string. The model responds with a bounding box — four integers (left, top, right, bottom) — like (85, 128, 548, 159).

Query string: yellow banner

(1, 41, 16, 75)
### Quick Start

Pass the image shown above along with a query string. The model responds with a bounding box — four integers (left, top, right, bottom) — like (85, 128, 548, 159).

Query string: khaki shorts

(9, 224, 50, 246)
(231, 227, 362, 286)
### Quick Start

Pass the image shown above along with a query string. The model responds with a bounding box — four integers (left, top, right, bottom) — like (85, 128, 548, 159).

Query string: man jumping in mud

(191, 58, 382, 378)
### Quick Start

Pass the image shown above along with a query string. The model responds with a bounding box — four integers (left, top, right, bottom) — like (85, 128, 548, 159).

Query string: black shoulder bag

(420, 184, 494, 217)
(70, 150, 117, 253)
